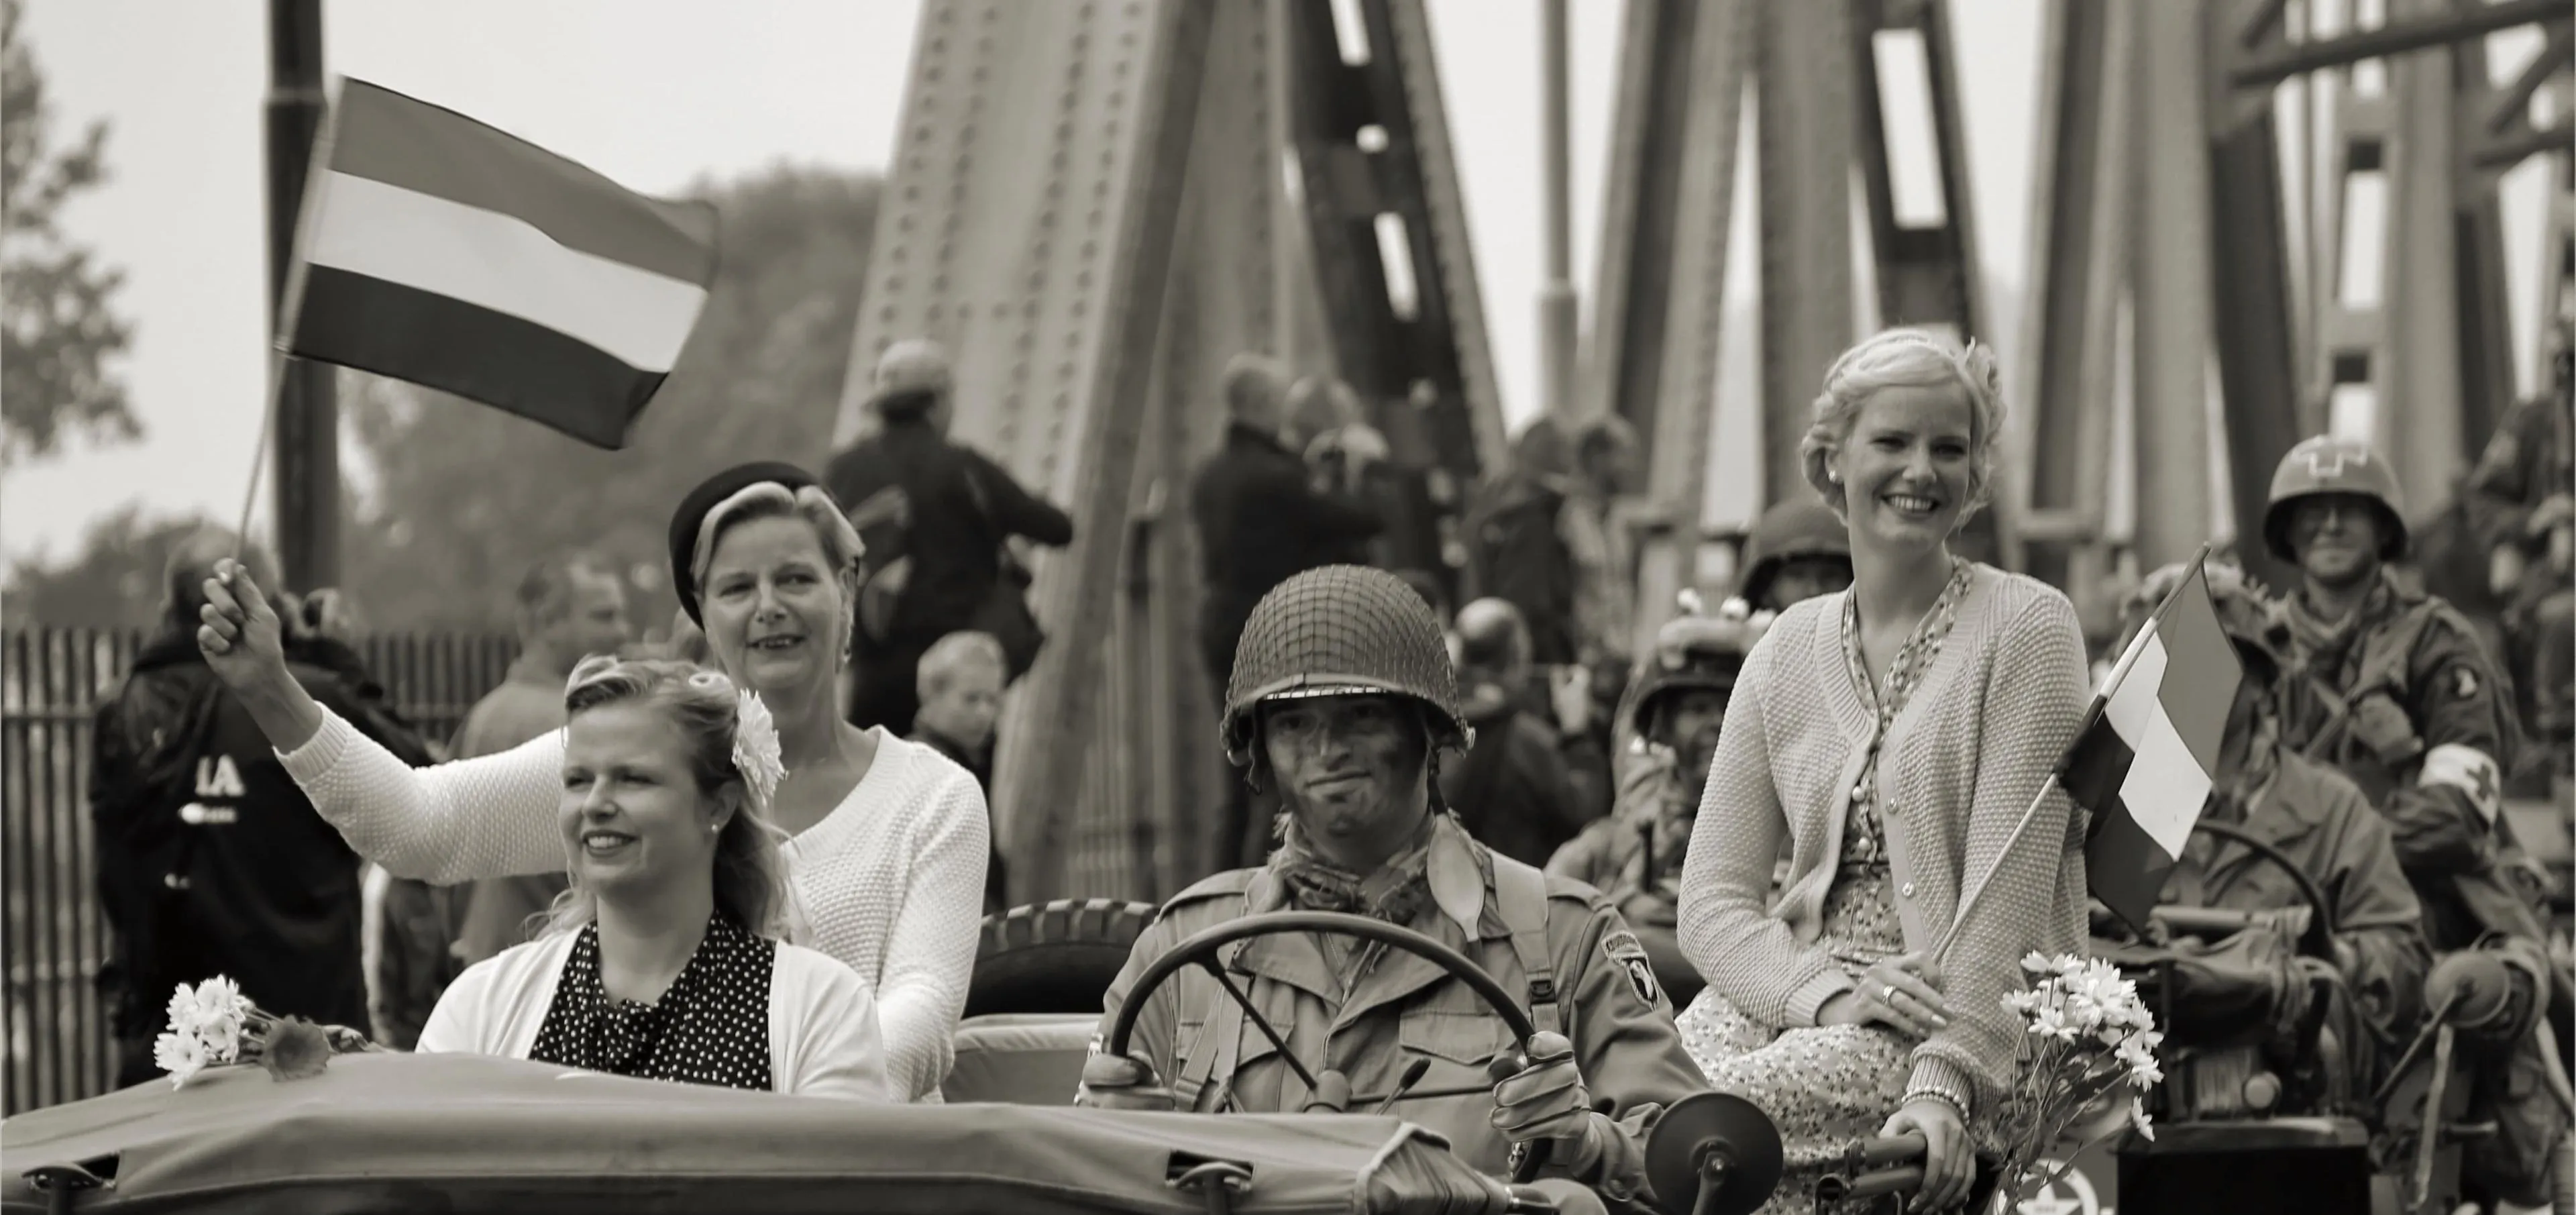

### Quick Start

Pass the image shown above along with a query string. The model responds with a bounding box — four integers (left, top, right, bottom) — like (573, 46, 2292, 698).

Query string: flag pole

(1929, 541, 2220, 963)
(236, 74, 344, 563)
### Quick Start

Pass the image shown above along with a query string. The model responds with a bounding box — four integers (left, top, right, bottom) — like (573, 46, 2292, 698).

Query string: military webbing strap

(2292, 598, 2439, 762)
(1173, 871, 1269, 1112)
(1491, 856, 1564, 1039)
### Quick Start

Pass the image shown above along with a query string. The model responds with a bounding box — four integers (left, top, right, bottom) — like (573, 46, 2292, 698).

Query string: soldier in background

(1548, 611, 1754, 1008)
(2261, 435, 2565, 1210)
(2116, 560, 2432, 1102)
(1442, 598, 1598, 868)
(2465, 323, 2573, 780)
(1731, 498, 1854, 617)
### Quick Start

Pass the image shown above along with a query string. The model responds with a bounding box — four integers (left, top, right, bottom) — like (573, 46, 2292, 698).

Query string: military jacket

(2160, 752, 2432, 1057)
(2274, 574, 2542, 949)
(1087, 816, 1703, 1211)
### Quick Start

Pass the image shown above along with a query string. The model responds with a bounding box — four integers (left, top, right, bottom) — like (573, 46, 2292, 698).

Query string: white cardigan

(417, 930, 889, 1100)
(279, 712, 989, 1101)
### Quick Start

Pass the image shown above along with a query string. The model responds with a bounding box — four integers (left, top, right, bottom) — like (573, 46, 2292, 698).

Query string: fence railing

(0, 627, 515, 1115)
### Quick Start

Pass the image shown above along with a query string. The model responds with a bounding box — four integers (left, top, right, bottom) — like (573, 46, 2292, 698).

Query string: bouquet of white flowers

(154, 976, 378, 1090)
(1988, 952, 2165, 1206)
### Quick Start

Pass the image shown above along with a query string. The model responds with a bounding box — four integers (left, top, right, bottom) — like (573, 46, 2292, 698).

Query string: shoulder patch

(1600, 929, 1660, 1004)
(2453, 666, 2480, 700)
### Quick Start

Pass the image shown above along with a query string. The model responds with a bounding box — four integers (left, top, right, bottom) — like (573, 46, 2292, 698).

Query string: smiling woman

(415, 657, 884, 1098)
(191, 462, 991, 1102)
(1670, 329, 2093, 1214)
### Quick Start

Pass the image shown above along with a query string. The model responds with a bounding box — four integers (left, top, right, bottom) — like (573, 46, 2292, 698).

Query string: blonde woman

(419, 657, 885, 1099)
(194, 464, 989, 1102)
(1673, 330, 2091, 1212)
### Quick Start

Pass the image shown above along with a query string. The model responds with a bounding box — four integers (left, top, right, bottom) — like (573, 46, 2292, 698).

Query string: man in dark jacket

(1189, 354, 1384, 870)
(829, 338, 1076, 735)
(1465, 419, 1580, 667)
(91, 531, 432, 1084)
(1440, 598, 1596, 868)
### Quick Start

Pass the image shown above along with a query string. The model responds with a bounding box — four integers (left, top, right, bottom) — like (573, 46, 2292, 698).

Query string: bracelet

(1900, 1086, 1970, 1123)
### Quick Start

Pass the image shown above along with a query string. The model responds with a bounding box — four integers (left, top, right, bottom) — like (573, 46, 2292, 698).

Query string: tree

(1, 0, 137, 467)
(337, 168, 881, 633)
(1, 505, 219, 631)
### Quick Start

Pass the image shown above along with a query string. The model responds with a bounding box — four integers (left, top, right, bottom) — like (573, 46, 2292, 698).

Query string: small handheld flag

(2061, 548, 2247, 931)
(277, 78, 719, 449)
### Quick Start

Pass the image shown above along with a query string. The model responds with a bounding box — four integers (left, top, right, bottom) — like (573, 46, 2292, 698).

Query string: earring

(1828, 470, 1843, 485)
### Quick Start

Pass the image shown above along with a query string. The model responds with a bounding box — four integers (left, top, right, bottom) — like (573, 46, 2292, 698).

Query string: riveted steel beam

(1277, 0, 1505, 596)
(836, 0, 1218, 902)
(2204, 0, 2302, 586)
(2230, 0, 2568, 89)
(1586, 0, 1750, 643)
(2131, 0, 2216, 571)
(2012, 0, 2135, 616)
(1850, 0, 1984, 340)
(837, 0, 1501, 900)
(1849, 0, 2002, 566)
(1755, 0, 1858, 511)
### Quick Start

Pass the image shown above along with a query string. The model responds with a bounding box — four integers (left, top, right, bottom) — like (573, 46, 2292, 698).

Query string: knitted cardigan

(1675, 564, 2092, 1115)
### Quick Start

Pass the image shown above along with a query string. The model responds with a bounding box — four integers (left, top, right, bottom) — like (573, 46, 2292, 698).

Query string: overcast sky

(2, 1, 2548, 564)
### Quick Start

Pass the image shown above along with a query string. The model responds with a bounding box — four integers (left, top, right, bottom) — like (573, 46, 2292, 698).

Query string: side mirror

(1642, 1091, 1784, 1215)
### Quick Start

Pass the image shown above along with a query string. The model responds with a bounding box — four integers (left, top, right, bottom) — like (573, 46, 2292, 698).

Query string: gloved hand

(1075, 1051, 1177, 1112)
(1490, 1031, 1603, 1162)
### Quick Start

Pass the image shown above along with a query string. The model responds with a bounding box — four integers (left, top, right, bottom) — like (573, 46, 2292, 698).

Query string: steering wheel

(1102, 910, 1550, 1179)
(2155, 820, 2337, 959)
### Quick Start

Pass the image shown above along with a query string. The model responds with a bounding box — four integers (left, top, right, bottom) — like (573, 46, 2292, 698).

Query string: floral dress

(1674, 560, 1974, 1213)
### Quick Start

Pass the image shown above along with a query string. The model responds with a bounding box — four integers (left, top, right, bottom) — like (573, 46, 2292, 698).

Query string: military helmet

(2262, 435, 2409, 562)
(1621, 612, 1758, 739)
(1737, 498, 1851, 607)
(1221, 565, 1470, 764)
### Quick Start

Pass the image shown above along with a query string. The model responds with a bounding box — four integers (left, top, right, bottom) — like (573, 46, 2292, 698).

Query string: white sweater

(417, 931, 889, 1100)
(278, 712, 989, 1102)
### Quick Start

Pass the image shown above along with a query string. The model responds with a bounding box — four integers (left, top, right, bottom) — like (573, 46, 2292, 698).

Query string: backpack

(855, 463, 1046, 681)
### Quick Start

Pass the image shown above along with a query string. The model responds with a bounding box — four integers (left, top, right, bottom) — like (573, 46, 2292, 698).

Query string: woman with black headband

(194, 463, 989, 1102)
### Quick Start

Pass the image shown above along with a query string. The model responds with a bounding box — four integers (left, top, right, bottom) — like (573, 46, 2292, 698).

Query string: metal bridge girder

(839, 0, 1499, 902)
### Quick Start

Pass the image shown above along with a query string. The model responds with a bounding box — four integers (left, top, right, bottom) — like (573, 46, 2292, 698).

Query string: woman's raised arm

(200, 560, 567, 884)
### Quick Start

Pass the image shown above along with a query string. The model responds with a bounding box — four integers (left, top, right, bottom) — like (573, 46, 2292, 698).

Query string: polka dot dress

(1673, 559, 1976, 1214)
(529, 914, 775, 1092)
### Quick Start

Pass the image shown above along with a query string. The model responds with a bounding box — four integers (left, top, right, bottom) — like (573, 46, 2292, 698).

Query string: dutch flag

(280, 78, 720, 449)
(2060, 551, 2247, 931)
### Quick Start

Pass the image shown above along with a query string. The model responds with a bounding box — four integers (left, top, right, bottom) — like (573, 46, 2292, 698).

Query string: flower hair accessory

(733, 690, 787, 812)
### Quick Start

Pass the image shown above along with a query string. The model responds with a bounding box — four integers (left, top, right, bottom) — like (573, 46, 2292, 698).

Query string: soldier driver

(1079, 566, 1708, 1215)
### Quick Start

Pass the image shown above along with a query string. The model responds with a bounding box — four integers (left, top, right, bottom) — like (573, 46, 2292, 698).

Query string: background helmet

(1737, 498, 1851, 607)
(1615, 611, 1758, 744)
(2262, 435, 2409, 562)
(1221, 565, 1469, 764)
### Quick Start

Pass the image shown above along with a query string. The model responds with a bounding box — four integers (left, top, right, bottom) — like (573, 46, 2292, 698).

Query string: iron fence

(0, 627, 514, 1115)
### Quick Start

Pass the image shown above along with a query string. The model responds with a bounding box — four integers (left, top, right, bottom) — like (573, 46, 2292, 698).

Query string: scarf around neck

(1270, 813, 1439, 927)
